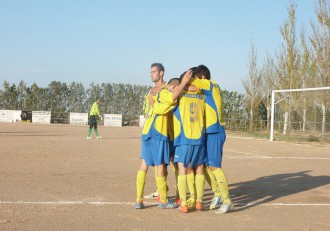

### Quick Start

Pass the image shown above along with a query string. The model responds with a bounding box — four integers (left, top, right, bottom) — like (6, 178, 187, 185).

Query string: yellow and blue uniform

(189, 78, 226, 167)
(173, 89, 206, 168)
(140, 87, 173, 166)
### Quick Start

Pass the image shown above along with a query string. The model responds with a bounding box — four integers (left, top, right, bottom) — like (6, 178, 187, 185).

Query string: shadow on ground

(226, 171, 330, 212)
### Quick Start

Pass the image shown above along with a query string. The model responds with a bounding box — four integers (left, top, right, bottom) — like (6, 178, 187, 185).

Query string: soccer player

(189, 65, 234, 214)
(171, 70, 206, 213)
(142, 63, 166, 200)
(87, 97, 102, 139)
(135, 71, 193, 209)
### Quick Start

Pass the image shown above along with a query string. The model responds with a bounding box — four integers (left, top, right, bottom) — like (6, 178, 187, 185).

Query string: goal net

(270, 87, 330, 142)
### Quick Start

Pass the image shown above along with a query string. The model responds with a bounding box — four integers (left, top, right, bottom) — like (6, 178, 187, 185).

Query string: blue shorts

(205, 132, 226, 168)
(140, 139, 171, 166)
(174, 144, 206, 168)
(170, 141, 175, 157)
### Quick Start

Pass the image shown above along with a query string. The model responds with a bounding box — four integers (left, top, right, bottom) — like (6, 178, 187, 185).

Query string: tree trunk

(283, 110, 289, 135)
(322, 104, 326, 133)
(249, 108, 254, 131)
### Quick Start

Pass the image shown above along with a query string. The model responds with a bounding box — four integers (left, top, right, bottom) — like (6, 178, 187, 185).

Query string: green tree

(68, 82, 87, 112)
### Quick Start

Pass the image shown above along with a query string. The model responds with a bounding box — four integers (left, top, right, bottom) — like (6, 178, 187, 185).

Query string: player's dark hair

(180, 67, 197, 81)
(179, 71, 186, 81)
(151, 63, 165, 72)
(168, 78, 181, 86)
(194, 65, 211, 80)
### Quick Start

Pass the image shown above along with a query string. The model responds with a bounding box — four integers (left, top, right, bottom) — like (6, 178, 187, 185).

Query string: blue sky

(0, 0, 317, 92)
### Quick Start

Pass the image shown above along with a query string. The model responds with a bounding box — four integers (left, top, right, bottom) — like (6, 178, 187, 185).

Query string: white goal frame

(270, 86, 330, 141)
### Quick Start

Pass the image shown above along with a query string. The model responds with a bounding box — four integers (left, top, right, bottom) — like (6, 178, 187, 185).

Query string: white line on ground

(225, 149, 330, 160)
(1, 201, 330, 206)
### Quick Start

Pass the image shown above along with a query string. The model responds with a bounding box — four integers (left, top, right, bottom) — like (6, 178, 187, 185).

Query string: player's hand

(181, 69, 193, 85)
(151, 86, 161, 95)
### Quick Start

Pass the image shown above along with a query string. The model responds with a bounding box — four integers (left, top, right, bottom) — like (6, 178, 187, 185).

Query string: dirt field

(0, 123, 330, 231)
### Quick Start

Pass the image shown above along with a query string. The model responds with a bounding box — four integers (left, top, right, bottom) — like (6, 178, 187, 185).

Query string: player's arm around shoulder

(153, 89, 177, 115)
(189, 77, 211, 90)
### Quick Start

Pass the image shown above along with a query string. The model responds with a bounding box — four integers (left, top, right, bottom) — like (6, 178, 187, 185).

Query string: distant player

(87, 97, 102, 139)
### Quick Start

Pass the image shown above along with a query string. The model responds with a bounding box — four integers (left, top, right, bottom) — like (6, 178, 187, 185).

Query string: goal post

(270, 87, 330, 141)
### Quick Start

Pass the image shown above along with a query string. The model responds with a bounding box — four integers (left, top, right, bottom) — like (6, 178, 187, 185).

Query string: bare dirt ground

(0, 123, 329, 231)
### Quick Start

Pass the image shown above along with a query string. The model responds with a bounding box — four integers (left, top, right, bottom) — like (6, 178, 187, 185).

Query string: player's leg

(195, 164, 205, 210)
(186, 166, 196, 209)
(208, 132, 233, 214)
(144, 166, 159, 200)
(94, 120, 100, 138)
(87, 116, 93, 139)
(135, 159, 148, 209)
(213, 167, 233, 213)
(170, 161, 180, 203)
(156, 163, 178, 209)
(189, 144, 207, 211)
(177, 161, 188, 213)
(153, 140, 177, 208)
(205, 166, 222, 209)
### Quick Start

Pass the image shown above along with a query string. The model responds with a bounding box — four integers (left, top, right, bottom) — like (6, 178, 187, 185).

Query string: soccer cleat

(178, 205, 188, 213)
(156, 194, 160, 202)
(215, 202, 234, 214)
(96, 136, 102, 139)
(135, 201, 145, 209)
(209, 196, 222, 210)
(87, 136, 92, 140)
(158, 199, 179, 209)
(195, 201, 203, 211)
(144, 191, 159, 199)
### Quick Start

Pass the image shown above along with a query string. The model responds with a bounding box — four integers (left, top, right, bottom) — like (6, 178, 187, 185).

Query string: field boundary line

(226, 149, 330, 160)
(1, 201, 330, 206)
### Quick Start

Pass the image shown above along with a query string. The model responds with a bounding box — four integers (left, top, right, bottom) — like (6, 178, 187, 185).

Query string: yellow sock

(154, 166, 158, 193)
(170, 162, 179, 198)
(178, 175, 187, 206)
(156, 176, 167, 203)
(213, 168, 232, 204)
(204, 167, 221, 197)
(136, 170, 146, 202)
(195, 174, 205, 203)
(186, 172, 196, 202)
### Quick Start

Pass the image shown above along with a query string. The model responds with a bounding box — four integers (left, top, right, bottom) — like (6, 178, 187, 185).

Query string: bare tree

(274, 2, 301, 134)
(243, 41, 262, 131)
(310, 0, 330, 132)
(260, 53, 276, 131)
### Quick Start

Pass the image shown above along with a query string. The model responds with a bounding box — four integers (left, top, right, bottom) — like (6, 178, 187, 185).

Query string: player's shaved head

(168, 78, 180, 87)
